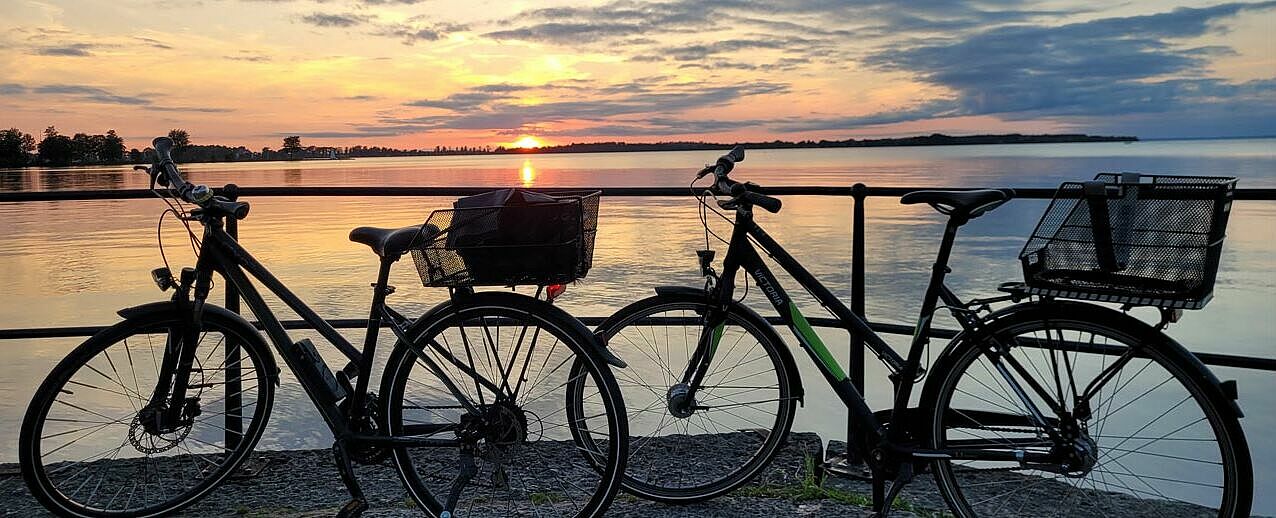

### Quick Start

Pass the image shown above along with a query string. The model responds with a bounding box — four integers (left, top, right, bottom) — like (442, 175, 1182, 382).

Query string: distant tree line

(0, 128, 1140, 168)
(489, 133, 1138, 154)
(0, 128, 444, 167)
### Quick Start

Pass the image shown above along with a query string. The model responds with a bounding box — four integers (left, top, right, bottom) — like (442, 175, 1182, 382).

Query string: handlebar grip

(730, 182, 782, 213)
(153, 136, 175, 162)
(743, 191, 781, 213)
(724, 145, 745, 163)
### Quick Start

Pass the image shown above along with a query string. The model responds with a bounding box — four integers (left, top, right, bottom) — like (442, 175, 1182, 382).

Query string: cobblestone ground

(1, 434, 1240, 517)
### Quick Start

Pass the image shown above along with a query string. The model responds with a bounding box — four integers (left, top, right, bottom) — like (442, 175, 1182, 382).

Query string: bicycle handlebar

(696, 145, 782, 214)
(147, 137, 250, 220)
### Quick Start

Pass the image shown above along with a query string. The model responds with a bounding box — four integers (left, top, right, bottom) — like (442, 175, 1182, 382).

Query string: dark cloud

(372, 21, 467, 43)
(301, 13, 372, 28)
(134, 37, 173, 50)
(524, 117, 771, 137)
(484, 0, 1067, 46)
(149, 106, 236, 113)
(388, 79, 789, 134)
(7, 83, 234, 113)
(32, 85, 151, 105)
(33, 43, 96, 56)
(772, 100, 964, 132)
(406, 91, 515, 110)
(226, 51, 272, 62)
(661, 36, 818, 61)
(863, 2, 1276, 122)
(341, 95, 379, 101)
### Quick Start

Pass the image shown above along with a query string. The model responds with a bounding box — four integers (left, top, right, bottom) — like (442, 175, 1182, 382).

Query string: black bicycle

(572, 147, 1252, 517)
(19, 137, 628, 517)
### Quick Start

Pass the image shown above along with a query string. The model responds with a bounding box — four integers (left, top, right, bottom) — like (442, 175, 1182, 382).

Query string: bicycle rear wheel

(922, 301, 1251, 517)
(19, 306, 275, 517)
(573, 292, 798, 503)
(381, 291, 627, 517)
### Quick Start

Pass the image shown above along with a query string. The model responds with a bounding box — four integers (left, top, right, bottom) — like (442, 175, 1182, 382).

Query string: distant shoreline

(490, 133, 1138, 156)
(5, 133, 1142, 170)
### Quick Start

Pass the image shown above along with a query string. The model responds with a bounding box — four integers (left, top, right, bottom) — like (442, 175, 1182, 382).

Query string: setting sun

(512, 136, 543, 149)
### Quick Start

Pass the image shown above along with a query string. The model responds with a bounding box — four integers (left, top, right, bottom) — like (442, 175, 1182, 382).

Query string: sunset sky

(1, 0, 1273, 149)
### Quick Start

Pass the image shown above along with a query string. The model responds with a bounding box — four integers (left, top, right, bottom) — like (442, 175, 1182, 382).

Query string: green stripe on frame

(788, 303, 847, 381)
(709, 323, 725, 355)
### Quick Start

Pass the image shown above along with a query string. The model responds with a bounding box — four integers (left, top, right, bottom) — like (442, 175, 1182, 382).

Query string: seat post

(889, 217, 962, 435)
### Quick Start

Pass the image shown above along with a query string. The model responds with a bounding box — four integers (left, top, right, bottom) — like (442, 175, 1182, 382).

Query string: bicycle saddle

(349, 224, 437, 257)
(900, 189, 1014, 221)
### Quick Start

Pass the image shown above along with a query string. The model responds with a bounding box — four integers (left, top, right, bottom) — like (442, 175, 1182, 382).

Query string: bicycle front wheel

(574, 292, 798, 503)
(381, 291, 627, 518)
(923, 301, 1251, 517)
(19, 306, 275, 517)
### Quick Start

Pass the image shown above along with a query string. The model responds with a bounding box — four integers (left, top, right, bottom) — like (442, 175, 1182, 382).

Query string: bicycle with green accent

(567, 147, 1252, 517)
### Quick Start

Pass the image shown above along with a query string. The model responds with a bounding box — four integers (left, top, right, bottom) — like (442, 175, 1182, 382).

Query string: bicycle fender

(646, 285, 805, 403)
(922, 300, 1243, 420)
(116, 301, 281, 386)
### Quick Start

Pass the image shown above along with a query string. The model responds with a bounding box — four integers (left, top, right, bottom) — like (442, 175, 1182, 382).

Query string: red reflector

(546, 284, 567, 302)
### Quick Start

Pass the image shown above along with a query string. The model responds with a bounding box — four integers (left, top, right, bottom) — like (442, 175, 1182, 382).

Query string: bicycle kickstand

(332, 441, 368, 518)
(870, 462, 913, 518)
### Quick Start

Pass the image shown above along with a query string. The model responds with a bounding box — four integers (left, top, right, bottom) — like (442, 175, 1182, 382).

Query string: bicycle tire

(921, 301, 1252, 517)
(380, 291, 627, 517)
(575, 292, 798, 504)
(19, 305, 276, 517)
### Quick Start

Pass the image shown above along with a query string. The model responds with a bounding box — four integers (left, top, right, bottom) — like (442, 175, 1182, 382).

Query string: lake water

(1, 139, 1274, 512)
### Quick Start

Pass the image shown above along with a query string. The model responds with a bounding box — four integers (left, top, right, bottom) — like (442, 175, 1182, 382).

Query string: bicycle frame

(687, 204, 1065, 464)
(146, 212, 491, 449)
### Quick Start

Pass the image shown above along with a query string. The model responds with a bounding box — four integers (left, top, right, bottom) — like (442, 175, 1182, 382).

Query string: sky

(0, 0, 1273, 149)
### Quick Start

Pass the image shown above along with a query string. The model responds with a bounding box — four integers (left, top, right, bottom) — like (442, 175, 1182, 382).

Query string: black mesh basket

(1019, 173, 1236, 309)
(411, 191, 600, 287)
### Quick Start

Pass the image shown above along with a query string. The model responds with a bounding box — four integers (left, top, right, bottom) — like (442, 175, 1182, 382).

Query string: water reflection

(521, 159, 535, 187)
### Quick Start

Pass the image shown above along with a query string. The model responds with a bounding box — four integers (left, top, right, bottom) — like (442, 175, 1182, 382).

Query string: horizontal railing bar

(2, 186, 1274, 202)
(3, 316, 1271, 372)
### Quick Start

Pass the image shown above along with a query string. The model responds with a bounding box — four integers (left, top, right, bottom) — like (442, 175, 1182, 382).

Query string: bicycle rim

(384, 298, 625, 517)
(928, 312, 1247, 517)
(20, 313, 273, 517)
(588, 297, 796, 502)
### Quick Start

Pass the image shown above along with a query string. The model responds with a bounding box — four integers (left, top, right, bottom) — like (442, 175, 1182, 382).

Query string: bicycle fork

(142, 266, 209, 436)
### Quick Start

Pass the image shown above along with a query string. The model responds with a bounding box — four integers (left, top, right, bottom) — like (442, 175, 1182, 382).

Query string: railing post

(223, 184, 242, 452)
(847, 183, 867, 464)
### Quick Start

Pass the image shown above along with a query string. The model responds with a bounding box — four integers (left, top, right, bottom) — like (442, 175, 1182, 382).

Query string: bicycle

(570, 147, 1252, 517)
(19, 137, 628, 518)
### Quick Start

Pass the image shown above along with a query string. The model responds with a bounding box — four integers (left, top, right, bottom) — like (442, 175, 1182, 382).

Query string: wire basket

(1018, 173, 1237, 309)
(411, 191, 600, 287)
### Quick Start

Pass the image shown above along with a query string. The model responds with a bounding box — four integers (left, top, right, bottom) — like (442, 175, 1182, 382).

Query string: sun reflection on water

(520, 159, 535, 186)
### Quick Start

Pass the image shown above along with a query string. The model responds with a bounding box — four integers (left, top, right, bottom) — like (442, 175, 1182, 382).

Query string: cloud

(134, 37, 172, 50)
(301, 13, 373, 28)
(341, 95, 379, 101)
(862, 2, 1276, 122)
(32, 85, 151, 105)
(387, 79, 790, 134)
(225, 51, 273, 62)
(6, 83, 235, 113)
(372, 21, 466, 43)
(406, 91, 515, 110)
(33, 43, 96, 56)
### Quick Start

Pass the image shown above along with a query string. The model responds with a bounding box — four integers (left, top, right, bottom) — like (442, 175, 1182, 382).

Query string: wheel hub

(667, 383, 697, 418)
(1055, 418, 1098, 477)
(482, 401, 528, 445)
(129, 403, 194, 454)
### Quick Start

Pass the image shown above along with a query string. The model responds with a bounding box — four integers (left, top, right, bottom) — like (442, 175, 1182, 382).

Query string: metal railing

(3, 183, 1275, 459)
